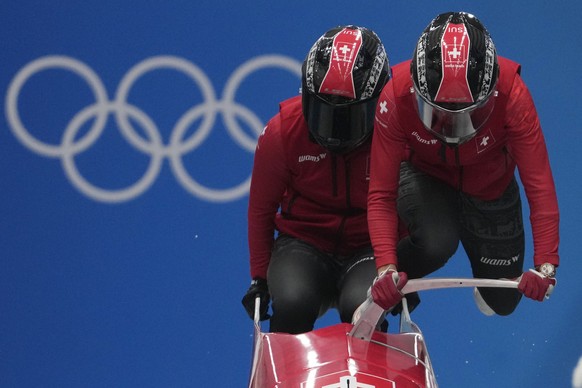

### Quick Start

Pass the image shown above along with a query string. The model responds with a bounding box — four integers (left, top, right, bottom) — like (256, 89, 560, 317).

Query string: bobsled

(248, 278, 519, 388)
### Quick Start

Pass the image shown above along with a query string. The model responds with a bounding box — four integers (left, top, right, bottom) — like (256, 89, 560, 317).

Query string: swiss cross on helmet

(411, 12, 499, 145)
(302, 25, 391, 153)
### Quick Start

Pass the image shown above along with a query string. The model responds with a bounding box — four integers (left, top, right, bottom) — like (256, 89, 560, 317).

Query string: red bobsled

(248, 278, 519, 388)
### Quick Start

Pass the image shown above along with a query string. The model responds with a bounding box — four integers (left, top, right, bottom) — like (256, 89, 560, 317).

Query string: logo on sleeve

(375, 98, 395, 128)
(379, 100, 388, 114)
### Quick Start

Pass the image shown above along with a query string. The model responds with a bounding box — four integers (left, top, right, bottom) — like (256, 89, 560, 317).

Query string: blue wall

(1, 1, 580, 387)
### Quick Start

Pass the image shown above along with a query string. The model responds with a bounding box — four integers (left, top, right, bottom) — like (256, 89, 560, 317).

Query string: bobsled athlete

(368, 11, 559, 316)
(241, 25, 407, 334)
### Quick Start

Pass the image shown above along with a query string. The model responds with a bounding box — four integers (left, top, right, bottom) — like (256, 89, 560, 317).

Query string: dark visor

(305, 94, 377, 152)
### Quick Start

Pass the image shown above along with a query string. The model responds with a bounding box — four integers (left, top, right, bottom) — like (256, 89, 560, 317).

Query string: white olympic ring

(5, 54, 302, 203)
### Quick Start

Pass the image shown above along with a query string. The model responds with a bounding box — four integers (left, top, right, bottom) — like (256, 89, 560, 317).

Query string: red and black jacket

(248, 96, 372, 279)
(368, 57, 560, 270)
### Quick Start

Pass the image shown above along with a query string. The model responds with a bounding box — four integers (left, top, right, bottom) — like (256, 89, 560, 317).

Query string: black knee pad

(477, 287, 523, 316)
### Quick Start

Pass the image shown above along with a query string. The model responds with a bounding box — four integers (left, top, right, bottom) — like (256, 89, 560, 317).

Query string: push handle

(254, 295, 261, 324)
(401, 277, 519, 294)
(350, 277, 519, 341)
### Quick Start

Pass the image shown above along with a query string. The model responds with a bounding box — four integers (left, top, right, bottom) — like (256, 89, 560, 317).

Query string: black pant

(267, 235, 377, 333)
(397, 162, 524, 315)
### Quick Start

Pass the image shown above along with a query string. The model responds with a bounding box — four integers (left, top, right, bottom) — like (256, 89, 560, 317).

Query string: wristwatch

(537, 263, 556, 278)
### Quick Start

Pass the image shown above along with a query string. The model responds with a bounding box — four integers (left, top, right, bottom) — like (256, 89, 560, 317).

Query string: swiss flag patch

(475, 129, 495, 153)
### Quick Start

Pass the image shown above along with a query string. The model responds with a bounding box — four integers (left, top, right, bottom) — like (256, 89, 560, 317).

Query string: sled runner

(248, 278, 519, 388)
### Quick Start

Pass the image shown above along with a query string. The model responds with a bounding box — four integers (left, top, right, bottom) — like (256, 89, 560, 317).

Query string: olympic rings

(5, 54, 302, 203)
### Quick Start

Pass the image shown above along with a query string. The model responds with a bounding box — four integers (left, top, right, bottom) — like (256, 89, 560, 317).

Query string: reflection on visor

(306, 95, 377, 152)
(416, 93, 495, 145)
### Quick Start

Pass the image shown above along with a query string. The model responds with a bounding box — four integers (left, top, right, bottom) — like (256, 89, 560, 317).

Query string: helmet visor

(415, 93, 496, 145)
(305, 94, 377, 152)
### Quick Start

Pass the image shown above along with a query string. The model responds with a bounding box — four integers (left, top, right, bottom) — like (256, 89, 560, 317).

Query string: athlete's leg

(267, 235, 337, 334)
(397, 162, 461, 278)
(336, 248, 392, 331)
(460, 178, 525, 316)
(336, 248, 376, 323)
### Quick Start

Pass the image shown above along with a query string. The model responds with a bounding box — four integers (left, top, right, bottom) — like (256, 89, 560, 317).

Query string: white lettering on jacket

(298, 153, 327, 163)
(412, 131, 438, 145)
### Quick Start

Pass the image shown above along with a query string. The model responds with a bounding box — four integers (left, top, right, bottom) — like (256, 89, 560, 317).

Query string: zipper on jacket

(455, 147, 463, 192)
(439, 142, 464, 191)
(345, 159, 351, 208)
(333, 157, 358, 256)
(439, 142, 447, 162)
(331, 154, 338, 197)
(332, 216, 347, 257)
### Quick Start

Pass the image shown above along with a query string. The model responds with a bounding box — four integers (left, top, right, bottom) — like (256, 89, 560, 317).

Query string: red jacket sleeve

(247, 115, 290, 279)
(505, 74, 560, 267)
(367, 83, 408, 269)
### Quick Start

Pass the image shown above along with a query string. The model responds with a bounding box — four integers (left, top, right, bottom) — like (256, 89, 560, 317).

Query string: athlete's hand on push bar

(517, 268, 557, 301)
(371, 267, 409, 311)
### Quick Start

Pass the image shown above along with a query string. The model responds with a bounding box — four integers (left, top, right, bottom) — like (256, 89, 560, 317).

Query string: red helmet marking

(435, 22, 473, 104)
(318, 28, 362, 99)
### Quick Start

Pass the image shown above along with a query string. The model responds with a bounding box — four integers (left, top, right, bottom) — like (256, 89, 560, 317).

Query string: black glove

(241, 278, 270, 321)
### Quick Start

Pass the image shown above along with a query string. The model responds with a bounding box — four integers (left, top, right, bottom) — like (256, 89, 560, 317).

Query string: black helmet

(302, 25, 391, 153)
(411, 12, 499, 145)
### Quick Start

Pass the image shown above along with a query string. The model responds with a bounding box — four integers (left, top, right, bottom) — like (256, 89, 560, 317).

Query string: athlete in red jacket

(368, 12, 559, 315)
(241, 25, 398, 333)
